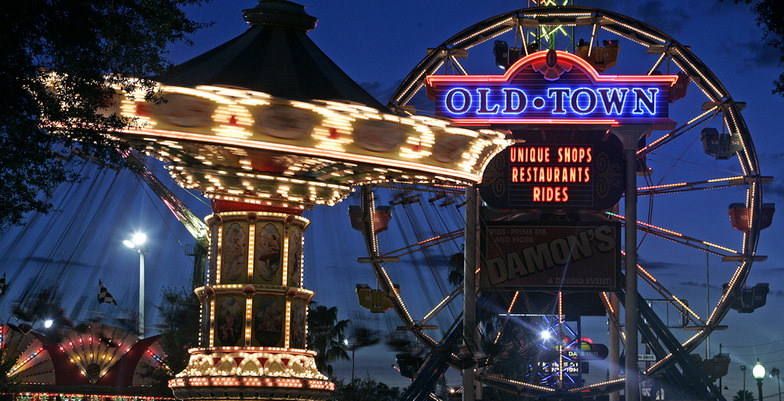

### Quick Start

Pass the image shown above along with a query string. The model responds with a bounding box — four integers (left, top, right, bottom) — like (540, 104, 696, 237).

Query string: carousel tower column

(169, 200, 334, 401)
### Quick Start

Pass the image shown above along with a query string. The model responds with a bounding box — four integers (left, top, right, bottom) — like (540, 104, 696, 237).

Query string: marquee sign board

(426, 50, 678, 127)
(480, 222, 621, 291)
(479, 132, 625, 211)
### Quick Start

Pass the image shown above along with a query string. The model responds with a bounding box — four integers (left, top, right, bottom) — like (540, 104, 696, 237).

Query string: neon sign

(479, 132, 624, 211)
(426, 50, 678, 127)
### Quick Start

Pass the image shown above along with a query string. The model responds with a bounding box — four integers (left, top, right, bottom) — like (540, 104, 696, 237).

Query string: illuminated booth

(0, 324, 169, 401)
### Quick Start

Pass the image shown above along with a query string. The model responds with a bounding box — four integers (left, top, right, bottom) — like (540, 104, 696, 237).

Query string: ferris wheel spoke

(631, 258, 706, 327)
(638, 106, 721, 157)
(449, 55, 469, 75)
(380, 229, 463, 258)
(419, 286, 462, 327)
(606, 211, 742, 258)
(636, 175, 769, 196)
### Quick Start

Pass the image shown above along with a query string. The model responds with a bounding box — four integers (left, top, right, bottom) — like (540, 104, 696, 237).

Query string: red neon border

(425, 50, 679, 86)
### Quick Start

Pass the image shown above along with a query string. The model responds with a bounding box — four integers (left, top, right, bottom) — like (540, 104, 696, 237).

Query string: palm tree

(734, 389, 756, 401)
(307, 305, 350, 376)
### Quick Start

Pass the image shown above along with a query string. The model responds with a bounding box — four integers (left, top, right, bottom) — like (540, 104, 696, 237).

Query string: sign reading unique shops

(480, 223, 621, 291)
(425, 50, 678, 127)
(479, 132, 625, 210)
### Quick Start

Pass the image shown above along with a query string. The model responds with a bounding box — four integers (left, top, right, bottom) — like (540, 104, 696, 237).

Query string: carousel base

(169, 347, 334, 401)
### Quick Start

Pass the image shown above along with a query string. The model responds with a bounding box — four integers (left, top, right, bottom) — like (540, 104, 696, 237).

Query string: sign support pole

(463, 185, 479, 401)
(614, 127, 647, 401)
(609, 292, 621, 401)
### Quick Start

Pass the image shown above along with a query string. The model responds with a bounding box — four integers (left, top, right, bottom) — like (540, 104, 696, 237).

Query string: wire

(724, 340, 784, 349)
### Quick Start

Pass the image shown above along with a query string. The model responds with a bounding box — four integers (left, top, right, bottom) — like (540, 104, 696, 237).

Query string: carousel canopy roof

(158, 0, 387, 111)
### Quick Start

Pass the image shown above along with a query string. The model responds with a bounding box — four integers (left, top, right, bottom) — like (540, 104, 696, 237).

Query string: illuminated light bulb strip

(671, 294, 701, 321)
(482, 375, 555, 392)
(170, 376, 335, 391)
(730, 110, 754, 175)
(196, 85, 272, 103)
(190, 346, 318, 355)
(463, 25, 513, 51)
(213, 104, 254, 138)
(120, 81, 510, 178)
(454, 17, 513, 48)
(586, 22, 599, 57)
(209, 298, 216, 347)
(175, 349, 328, 380)
(205, 193, 309, 209)
(215, 225, 224, 284)
(194, 177, 353, 209)
(607, 212, 739, 254)
(9, 346, 44, 376)
(636, 263, 657, 284)
(220, 211, 307, 221)
(569, 378, 624, 392)
(198, 301, 205, 346)
(637, 176, 747, 195)
(298, 233, 306, 287)
(622, 250, 705, 325)
(637, 182, 688, 191)
(672, 48, 727, 100)
(601, 16, 666, 44)
(645, 352, 676, 373)
(15, 391, 175, 401)
(600, 25, 652, 48)
(669, 57, 716, 101)
(601, 292, 614, 314)
(641, 105, 722, 156)
(687, 105, 720, 126)
(247, 223, 256, 281)
(688, 263, 750, 346)
(377, 264, 416, 334)
(284, 299, 291, 348)
(245, 297, 253, 346)
(421, 286, 461, 324)
(193, 285, 314, 297)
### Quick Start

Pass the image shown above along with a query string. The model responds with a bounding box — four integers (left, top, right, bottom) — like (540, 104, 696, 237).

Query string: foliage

(448, 251, 464, 287)
(733, 389, 756, 401)
(330, 377, 402, 401)
(735, 0, 784, 95)
(307, 304, 350, 377)
(0, 0, 208, 228)
(149, 287, 200, 391)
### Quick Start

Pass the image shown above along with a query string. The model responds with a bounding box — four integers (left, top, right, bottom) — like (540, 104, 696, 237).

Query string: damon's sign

(426, 50, 678, 127)
(480, 223, 621, 290)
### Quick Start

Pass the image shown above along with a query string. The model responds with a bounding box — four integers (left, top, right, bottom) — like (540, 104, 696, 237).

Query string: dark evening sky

(2, 0, 784, 393)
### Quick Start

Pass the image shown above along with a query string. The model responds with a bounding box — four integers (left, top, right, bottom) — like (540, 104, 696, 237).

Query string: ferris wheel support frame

(367, 6, 765, 401)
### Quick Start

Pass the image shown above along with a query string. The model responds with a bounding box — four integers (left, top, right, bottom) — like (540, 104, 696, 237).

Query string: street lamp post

(770, 367, 781, 401)
(754, 360, 766, 401)
(123, 232, 147, 338)
(344, 339, 356, 383)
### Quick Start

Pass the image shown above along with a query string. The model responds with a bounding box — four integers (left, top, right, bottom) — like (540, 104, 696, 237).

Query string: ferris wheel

(354, 6, 770, 400)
